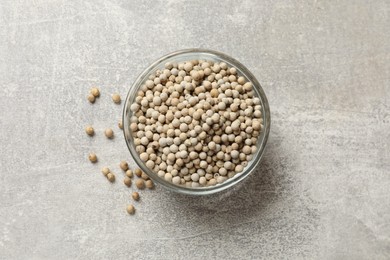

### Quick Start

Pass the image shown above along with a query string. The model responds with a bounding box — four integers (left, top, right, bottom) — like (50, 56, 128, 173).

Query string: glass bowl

(123, 49, 270, 195)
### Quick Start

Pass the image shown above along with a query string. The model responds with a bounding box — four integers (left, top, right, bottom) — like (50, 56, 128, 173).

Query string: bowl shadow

(164, 138, 283, 229)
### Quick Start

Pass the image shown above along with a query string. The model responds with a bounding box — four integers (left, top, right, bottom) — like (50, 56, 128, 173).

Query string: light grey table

(1, 1, 389, 259)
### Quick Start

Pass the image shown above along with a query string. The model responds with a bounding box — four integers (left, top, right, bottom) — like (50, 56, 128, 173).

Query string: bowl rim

(123, 48, 271, 195)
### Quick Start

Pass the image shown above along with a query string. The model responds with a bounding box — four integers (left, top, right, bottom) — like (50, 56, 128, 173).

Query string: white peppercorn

(126, 170, 133, 178)
(132, 192, 140, 201)
(191, 173, 200, 182)
(172, 176, 181, 185)
(164, 173, 173, 182)
(112, 93, 121, 104)
(146, 179, 154, 189)
(105, 128, 114, 139)
(107, 173, 115, 182)
(90, 87, 100, 97)
(124, 176, 132, 187)
(135, 179, 145, 189)
(89, 153, 97, 163)
(146, 160, 155, 169)
(120, 161, 129, 171)
(126, 204, 135, 215)
(85, 126, 94, 136)
(102, 167, 110, 176)
(87, 94, 95, 103)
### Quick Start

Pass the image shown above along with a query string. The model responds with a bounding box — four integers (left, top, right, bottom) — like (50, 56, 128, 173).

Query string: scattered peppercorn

(120, 161, 129, 171)
(101, 167, 110, 176)
(135, 179, 145, 189)
(88, 153, 97, 163)
(145, 180, 154, 189)
(126, 204, 135, 215)
(85, 126, 94, 136)
(84, 84, 160, 216)
(124, 176, 132, 187)
(125, 170, 133, 178)
(107, 172, 115, 182)
(90, 87, 100, 97)
(132, 192, 140, 201)
(134, 168, 142, 177)
(141, 172, 149, 180)
(104, 128, 113, 139)
(87, 94, 95, 103)
(112, 93, 121, 104)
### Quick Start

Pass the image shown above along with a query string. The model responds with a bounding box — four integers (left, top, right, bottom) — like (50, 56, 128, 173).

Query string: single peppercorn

(132, 192, 140, 201)
(134, 168, 142, 177)
(141, 172, 149, 180)
(85, 126, 94, 136)
(87, 94, 95, 103)
(88, 153, 97, 163)
(145, 179, 154, 189)
(120, 160, 129, 171)
(126, 204, 135, 215)
(105, 128, 114, 139)
(101, 167, 110, 176)
(124, 176, 132, 187)
(135, 179, 145, 189)
(125, 170, 133, 178)
(112, 93, 121, 104)
(90, 87, 100, 97)
(107, 172, 115, 182)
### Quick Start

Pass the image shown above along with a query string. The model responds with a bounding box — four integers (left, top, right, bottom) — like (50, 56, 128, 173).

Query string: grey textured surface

(1, 0, 389, 259)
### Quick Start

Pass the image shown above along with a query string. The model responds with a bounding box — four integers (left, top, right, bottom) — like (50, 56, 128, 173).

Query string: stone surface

(0, 0, 389, 259)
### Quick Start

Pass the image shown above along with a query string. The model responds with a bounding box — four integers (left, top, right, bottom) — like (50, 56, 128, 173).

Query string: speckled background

(0, 0, 389, 259)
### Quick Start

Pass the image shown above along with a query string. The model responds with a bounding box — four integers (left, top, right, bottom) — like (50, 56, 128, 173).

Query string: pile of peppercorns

(129, 60, 263, 188)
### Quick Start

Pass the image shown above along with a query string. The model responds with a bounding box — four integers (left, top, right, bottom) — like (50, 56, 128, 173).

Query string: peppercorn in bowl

(123, 49, 270, 195)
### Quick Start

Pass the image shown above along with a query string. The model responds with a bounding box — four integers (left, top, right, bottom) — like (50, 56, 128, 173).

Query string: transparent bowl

(123, 49, 270, 195)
